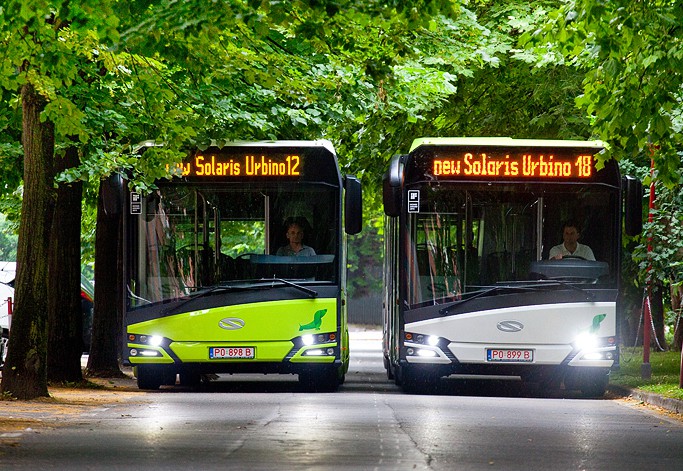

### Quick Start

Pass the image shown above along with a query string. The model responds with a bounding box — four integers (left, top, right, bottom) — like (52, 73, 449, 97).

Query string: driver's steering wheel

(236, 253, 257, 260)
(560, 255, 586, 260)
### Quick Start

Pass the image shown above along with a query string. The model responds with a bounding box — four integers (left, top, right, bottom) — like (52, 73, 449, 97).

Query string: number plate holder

(486, 348, 534, 363)
(209, 347, 255, 359)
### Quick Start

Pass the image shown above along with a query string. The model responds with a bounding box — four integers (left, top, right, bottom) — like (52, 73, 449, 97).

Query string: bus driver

(549, 221, 595, 261)
(276, 221, 316, 257)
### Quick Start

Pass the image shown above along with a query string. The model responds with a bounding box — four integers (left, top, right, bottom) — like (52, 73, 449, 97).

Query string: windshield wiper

(159, 278, 318, 316)
(264, 278, 318, 298)
(438, 280, 594, 316)
(438, 286, 535, 316)
(529, 276, 596, 300)
(161, 283, 262, 316)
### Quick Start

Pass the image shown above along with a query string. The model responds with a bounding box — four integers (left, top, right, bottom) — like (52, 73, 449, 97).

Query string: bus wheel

(299, 367, 340, 392)
(179, 371, 202, 388)
(137, 366, 174, 390)
(565, 367, 609, 398)
(401, 366, 439, 394)
(579, 369, 609, 398)
(383, 355, 395, 380)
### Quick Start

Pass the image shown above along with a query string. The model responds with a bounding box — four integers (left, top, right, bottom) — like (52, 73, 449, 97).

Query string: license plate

(486, 348, 533, 362)
(209, 347, 255, 359)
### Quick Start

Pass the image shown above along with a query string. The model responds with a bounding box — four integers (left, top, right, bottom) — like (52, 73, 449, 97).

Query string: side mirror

(623, 175, 643, 237)
(383, 155, 404, 217)
(344, 175, 362, 235)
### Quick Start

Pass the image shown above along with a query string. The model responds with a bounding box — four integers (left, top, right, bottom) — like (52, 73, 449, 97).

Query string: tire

(137, 366, 175, 390)
(384, 355, 395, 380)
(299, 367, 340, 392)
(523, 368, 563, 397)
(401, 365, 440, 394)
(565, 367, 609, 398)
(179, 371, 202, 388)
(579, 370, 609, 398)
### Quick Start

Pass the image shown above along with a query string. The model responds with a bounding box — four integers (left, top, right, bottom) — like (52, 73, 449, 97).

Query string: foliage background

(0, 0, 681, 345)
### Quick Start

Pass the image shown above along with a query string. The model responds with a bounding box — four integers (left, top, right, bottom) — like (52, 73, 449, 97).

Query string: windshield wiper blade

(264, 278, 318, 298)
(438, 286, 531, 316)
(530, 276, 596, 300)
(438, 279, 595, 316)
(161, 283, 261, 315)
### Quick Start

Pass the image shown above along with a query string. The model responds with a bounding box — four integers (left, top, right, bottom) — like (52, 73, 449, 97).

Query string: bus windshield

(129, 182, 339, 307)
(405, 182, 618, 307)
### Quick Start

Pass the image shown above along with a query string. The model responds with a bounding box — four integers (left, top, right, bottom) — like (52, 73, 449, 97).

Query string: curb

(609, 384, 683, 415)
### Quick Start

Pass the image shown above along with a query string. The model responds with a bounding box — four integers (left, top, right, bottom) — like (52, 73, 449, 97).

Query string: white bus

(382, 138, 642, 396)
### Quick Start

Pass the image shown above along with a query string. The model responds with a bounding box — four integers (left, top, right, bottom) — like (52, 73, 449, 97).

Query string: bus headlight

(569, 334, 616, 364)
(128, 333, 168, 347)
(573, 334, 615, 351)
(298, 332, 336, 346)
(573, 332, 598, 350)
(406, 332, 444, 347)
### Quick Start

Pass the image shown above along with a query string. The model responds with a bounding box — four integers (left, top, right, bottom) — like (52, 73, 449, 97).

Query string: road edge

(609, 384, 683, 415)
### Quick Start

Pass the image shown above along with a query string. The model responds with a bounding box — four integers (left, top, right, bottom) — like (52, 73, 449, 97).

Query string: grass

(611, 347, 683, 401)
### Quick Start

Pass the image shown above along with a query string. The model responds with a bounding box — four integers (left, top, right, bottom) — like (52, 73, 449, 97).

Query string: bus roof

(136, 139, 337, 155)
(409, 137, 604, 153)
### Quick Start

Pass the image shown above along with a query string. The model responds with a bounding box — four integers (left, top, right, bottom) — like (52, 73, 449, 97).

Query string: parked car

(0, 261, 15, 367)
(0, 261, 94, 369)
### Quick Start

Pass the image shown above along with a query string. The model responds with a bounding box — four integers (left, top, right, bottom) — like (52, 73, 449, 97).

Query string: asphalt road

(1, 331, 682, 470)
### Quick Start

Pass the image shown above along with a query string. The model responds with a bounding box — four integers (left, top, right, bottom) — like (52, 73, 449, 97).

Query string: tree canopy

(519, 0, 683, 184)
(1, 0, 682, 398)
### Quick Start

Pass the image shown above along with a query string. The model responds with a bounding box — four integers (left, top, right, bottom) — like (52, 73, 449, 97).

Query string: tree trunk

(620, 303, 641, 347)
(0, 83, 55, 400)
(85, 181, 124, 377)
(650, 283, 667, 350)
(47, 145, 84, 383)
(672, 284, 682, 352)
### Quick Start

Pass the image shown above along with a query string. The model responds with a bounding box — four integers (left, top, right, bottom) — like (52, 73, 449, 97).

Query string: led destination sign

(168, 153, 301, 178)
(432, 152, 594, 179)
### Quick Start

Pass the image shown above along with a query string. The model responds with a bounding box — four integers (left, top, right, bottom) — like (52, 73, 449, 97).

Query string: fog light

(130, 348, 138, 356)
(407, 347, 415, 356)
(417, 349, 437, 357)
(326, 348, 334, 355)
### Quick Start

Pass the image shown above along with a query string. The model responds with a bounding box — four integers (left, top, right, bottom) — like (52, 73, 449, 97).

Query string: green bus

(122, 140, 361, 391)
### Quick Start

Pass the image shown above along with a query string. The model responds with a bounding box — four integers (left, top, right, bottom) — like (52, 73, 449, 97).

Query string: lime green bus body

(127, 298, 347, 366)
(122, 140, 361, 391)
